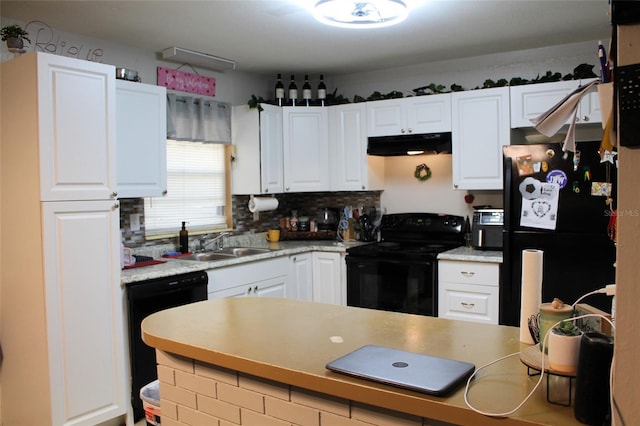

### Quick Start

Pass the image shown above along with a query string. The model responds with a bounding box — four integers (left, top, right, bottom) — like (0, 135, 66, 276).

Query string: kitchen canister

(538, 299, 574, 352)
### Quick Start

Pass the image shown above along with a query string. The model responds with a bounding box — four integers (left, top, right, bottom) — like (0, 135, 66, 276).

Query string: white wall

(330, 40, 604, 100)
(380, 154, 502, 218)
(0, 17, 269, 105)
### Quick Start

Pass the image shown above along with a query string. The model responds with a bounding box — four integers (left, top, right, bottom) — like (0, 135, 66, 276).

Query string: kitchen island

(142, 298, 580, 425)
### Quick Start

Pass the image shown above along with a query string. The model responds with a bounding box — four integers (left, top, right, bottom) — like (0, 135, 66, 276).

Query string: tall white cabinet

(1, 52, 127, 426)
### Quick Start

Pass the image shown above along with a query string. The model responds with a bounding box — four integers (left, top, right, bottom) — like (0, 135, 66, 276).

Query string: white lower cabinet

(207, 257, 289, 299)
(289, 252, 314, 301)
(312, 252, 346, 305)
(438, 260, 500, 324)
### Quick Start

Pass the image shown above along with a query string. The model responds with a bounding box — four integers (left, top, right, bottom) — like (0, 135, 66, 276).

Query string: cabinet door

(510, 80, 580, 128)
(405, 94, 452, 133)
(116, 80, 167, 198)
(452, 87, 510, 190)
(366, 98, 405, 137)
(207, 257, 289, 297)
(283, 107, 329, 192)
(578, 78, 602, 125)
(329, 103, 367, 191)
(312, 252, 346, 305)
(37, 53, 117, 201)
(259, 104, 285, 194)
(253, 277, 287, 298)
(289, 253, 313, 300)
(42, 200, 126, 425)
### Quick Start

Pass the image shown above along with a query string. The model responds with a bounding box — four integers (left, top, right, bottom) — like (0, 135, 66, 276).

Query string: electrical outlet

(130, 214, 141, 231)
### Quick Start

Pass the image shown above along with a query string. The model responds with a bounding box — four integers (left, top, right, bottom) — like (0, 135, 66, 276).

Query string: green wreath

(414, 163, 432, 181)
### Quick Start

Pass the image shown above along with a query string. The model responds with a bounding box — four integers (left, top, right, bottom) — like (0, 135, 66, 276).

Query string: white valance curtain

(166, 93, 231, 143)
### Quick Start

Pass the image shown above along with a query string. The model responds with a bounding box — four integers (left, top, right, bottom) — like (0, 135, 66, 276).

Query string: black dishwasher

(126, 270, 208, 421)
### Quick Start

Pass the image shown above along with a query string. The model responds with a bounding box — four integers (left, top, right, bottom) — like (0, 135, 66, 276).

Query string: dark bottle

(302, 74, 312, 106)
(275, 73, 284, 106)
(317, 74, 327, 106)
(288, 74, 297, 106)
(179, 221, 189, 253)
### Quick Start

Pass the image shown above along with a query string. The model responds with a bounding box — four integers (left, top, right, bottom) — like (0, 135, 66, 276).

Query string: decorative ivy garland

(414, 163, 432, 181)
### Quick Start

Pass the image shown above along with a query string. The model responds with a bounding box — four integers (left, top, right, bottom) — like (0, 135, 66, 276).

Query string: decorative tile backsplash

(120, 191, 381, 248)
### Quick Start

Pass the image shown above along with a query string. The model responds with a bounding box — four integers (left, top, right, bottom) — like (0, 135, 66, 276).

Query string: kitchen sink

(218, 247, 273, 256)
(180, 247, 274, 262)
(180, 252, 235, 262)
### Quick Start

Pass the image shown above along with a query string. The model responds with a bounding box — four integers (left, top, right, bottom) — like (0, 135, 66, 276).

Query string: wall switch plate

(130, 214, 141, 231)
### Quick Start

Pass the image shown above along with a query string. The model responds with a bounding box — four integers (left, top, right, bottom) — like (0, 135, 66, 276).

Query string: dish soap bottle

(179, 222, 189, 253)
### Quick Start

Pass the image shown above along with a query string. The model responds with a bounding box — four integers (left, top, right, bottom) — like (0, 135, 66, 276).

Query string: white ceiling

(1, 0, 612, 75)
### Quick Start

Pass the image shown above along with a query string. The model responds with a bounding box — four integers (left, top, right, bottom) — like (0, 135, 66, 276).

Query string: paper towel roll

(248, 196, 278, 213)
(520, 249, 543, 344)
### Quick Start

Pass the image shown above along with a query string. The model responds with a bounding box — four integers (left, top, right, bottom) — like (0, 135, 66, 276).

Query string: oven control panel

(381, 213, 463, 233)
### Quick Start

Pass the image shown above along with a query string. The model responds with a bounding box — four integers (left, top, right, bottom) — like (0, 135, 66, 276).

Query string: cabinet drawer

(438, 282, 499, 324)
(438, 260, 499, 286)
(207, 257, 288, 293)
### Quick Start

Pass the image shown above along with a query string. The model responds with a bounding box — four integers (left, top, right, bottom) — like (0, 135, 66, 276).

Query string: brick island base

(155, 350, 453, 426)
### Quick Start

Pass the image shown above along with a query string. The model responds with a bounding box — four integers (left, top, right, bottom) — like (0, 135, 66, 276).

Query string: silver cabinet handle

(461, 302, 475, 309)
(111, 191, 118, 198)
(461, 271, 475, 277)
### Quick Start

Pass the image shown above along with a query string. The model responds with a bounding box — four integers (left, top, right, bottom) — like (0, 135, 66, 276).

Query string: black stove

(345, 213, 465, 317)
(347, 213, 465, 259)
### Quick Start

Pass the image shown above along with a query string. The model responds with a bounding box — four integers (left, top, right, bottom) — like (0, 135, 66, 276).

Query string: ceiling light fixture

(162, 47, 236, 72)
(313, 0, 409, 29)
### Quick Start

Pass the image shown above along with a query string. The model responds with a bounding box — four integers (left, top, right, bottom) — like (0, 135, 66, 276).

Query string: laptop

(326, 345, 475, 396)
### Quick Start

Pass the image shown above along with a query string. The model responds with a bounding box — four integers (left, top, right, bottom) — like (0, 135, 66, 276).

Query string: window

(144, 139, 231, 238)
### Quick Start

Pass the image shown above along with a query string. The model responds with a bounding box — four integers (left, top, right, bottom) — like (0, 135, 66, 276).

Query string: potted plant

(547, 320, 583, 375)
(1, 24, 31, 51)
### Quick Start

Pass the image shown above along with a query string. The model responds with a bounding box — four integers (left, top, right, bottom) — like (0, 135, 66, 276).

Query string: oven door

(346, 255, 436, 316)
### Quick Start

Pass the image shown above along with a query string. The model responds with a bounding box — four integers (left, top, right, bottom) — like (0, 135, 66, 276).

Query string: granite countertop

(142, 298, 581, 426)
(438, 246, 503, 263)
(121, 239, 369, 285)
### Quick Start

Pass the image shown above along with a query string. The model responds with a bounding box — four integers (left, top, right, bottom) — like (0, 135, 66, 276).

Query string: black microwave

(471, 209, 504, 250)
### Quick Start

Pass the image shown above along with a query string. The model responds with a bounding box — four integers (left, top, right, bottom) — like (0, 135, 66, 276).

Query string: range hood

(367, 132, 452, 156)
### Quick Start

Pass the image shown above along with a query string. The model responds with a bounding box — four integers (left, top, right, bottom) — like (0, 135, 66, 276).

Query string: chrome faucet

(199, 232, 230, 251)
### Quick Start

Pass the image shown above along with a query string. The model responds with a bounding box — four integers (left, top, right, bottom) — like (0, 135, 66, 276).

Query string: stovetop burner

(347, 212, 465, 259)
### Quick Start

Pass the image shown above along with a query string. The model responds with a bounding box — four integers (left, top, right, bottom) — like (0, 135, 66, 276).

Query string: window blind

(144, 140, 227, 237)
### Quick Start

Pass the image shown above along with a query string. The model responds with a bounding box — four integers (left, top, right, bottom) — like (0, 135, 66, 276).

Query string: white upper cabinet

(510, 78, 601, 128)
(452, 87, 510, 190)
(366, 94, 451, 137)
(329, 103, 384, 191)
(283, 107, 330, 192)
(231, 104, 284, 194)
(34, 53, 117, 201)
(116, 80, 167, 198)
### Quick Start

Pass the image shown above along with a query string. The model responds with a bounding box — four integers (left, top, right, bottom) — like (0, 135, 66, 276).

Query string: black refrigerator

(500, 141, 617, 326)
